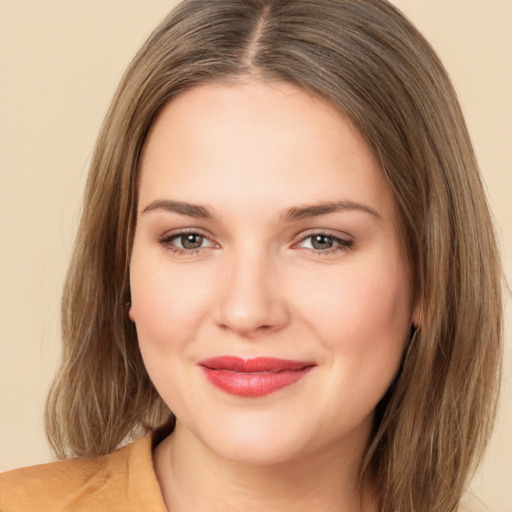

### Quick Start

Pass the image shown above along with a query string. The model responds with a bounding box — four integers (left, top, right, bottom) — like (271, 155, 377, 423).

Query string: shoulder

(0, 432, 167, 512)
(0, 455, 109, 510)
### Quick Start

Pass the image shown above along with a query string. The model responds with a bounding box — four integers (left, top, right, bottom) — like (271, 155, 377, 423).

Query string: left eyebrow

(141, 200, 214, 219)
(280, 200, 382, 222)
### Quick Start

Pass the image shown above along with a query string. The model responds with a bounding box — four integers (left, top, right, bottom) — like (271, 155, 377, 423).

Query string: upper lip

(197, 356, 316, 373)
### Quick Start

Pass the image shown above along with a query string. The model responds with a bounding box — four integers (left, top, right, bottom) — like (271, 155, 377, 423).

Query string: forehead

(137, 81, 396, 223)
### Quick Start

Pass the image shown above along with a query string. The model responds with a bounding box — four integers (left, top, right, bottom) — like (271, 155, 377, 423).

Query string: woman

(0, 0, 503, 511)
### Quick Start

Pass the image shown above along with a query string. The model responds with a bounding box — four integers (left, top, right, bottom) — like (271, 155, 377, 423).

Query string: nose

(213, 248, 291, 338)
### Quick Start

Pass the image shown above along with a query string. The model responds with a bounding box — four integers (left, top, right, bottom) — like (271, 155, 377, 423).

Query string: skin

(129, 80, 419, 511)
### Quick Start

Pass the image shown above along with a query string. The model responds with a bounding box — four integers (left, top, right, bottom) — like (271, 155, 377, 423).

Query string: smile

(197, 356, 316, 397)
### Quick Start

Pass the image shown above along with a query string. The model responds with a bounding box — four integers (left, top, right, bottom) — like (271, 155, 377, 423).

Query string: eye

(159, 231, 217, 254)
(174, 233, 208, 250)
(295, 232, 353, 255)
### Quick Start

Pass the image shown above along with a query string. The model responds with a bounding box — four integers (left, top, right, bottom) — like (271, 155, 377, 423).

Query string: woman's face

(129, 81, 418, 465)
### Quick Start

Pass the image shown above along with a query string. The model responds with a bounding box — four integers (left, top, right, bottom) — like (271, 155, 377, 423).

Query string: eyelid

(156, 227, 354, 256)
(292, 228, 353, 243)
(157, 228, 219, 253)
(292, 230, 354, 254)
(158, 226, 213, 240)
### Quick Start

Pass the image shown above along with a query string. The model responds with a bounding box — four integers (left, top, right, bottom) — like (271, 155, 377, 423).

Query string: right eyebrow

(141, 200, 214, 219)
(280, 200, 382, 222)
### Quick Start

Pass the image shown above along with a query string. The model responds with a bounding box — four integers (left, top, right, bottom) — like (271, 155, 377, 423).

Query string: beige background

(0, 0, 510, 509)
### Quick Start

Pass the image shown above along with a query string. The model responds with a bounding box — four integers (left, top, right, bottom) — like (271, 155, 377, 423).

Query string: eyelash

(158, 229, 215, 256)
(157, 230, 354, 257)
(295, 232, 354, 256)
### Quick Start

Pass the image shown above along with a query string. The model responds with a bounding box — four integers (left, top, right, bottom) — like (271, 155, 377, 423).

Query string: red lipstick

(198, 356, 316, 397)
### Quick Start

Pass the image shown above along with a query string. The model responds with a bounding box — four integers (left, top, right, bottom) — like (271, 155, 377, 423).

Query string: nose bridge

(215, 242, 289, 337)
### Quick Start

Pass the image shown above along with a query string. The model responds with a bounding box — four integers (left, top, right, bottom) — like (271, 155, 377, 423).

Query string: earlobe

(127, 303, 135, 323)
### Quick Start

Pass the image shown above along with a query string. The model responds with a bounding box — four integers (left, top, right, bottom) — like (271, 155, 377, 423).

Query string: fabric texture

(0, 429, 168, 511)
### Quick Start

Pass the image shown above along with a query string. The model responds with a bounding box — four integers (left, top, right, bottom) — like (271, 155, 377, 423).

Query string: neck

(153, 421, 378, 512)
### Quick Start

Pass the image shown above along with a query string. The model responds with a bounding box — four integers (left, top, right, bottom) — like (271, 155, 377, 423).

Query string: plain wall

(1, 1, 510, 510)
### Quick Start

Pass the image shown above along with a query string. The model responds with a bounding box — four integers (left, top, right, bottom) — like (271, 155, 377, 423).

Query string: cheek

(302, 262, 412, 336)
(297, 252, 413, 384)
(129, 251, 214, 356)
(129, 254, 214, 409)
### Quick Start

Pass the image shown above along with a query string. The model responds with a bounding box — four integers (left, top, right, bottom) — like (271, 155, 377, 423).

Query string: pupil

(312, 235, 333, 250)
(182, 234, 203, 249)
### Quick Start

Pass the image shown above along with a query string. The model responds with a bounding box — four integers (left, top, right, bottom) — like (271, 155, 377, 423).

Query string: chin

(195, 413, 315, 466)
(209, 437, 306, 466)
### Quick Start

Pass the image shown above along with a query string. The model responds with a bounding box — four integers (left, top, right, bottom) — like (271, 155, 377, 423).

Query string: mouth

(197, 356, 316, 397)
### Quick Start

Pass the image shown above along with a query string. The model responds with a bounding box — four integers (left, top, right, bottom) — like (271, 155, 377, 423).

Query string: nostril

(212, 263, 291, 336)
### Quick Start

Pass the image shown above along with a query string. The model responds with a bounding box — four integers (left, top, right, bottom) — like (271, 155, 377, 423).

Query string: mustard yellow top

(0, 430, 168, 511)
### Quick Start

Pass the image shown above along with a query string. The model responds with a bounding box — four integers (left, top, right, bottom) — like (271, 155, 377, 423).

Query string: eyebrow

(142, 200, 214, 218)
(141, 199, 381, 221)
(280, 200, 382, 222)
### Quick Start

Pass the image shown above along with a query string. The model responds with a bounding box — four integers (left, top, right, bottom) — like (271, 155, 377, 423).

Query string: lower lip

(200, 366, 315, 397)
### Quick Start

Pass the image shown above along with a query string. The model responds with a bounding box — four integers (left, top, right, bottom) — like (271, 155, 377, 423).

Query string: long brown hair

(45, 1, 503, 510)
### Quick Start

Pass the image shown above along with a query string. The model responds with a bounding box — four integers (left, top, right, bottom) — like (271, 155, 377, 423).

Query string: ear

(128, 304, 136, 323)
